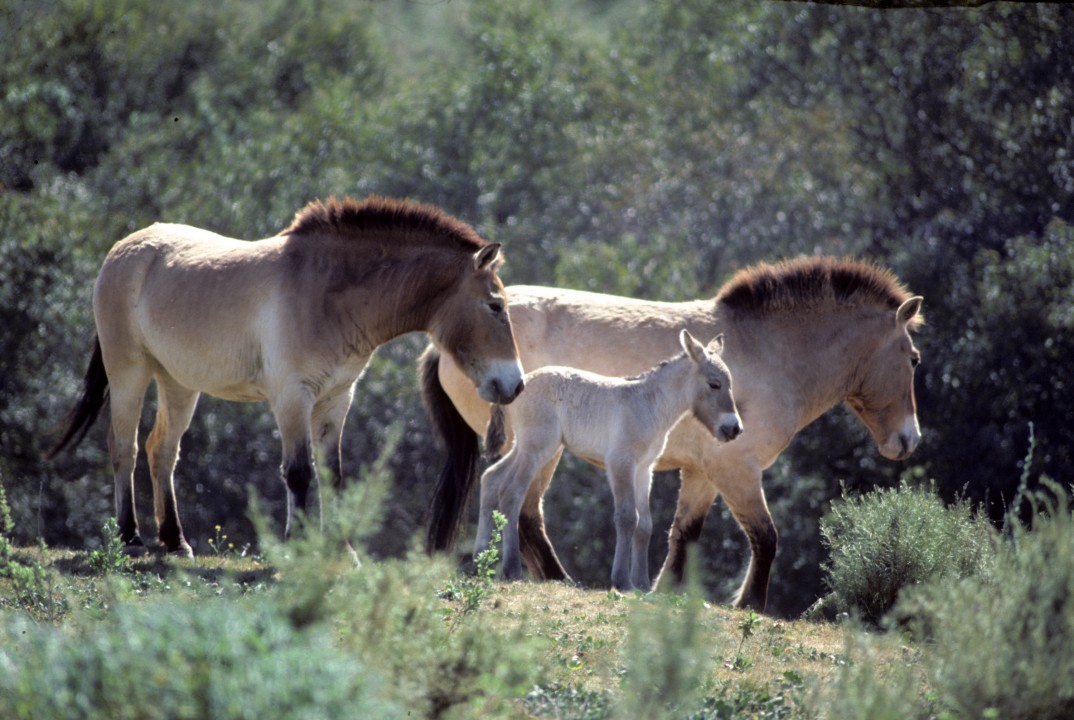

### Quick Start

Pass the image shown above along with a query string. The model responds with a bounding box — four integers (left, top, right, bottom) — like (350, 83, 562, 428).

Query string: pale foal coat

(475, 330, 742, 591)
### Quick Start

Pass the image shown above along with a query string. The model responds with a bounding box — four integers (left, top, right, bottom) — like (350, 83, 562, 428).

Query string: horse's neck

(753, 308, 885, 425)
(329, 247, 457, 351)
(636, 356, 695, 428)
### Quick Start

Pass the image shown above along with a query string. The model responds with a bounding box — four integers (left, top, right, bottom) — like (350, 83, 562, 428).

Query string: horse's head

(681, 330, 743, 443)
(845, 296, 923, 461)
(434, 243, 524, 405)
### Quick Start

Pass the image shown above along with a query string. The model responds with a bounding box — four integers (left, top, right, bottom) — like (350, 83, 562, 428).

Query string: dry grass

(485, 580, 863, 701)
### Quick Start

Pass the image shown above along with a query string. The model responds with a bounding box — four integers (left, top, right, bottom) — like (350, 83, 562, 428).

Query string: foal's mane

(717, 257, 917, 322)
(279, 196, 487, 252)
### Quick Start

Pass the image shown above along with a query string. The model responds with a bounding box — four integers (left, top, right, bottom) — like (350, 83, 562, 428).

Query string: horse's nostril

(722, 423, 743, 441)
(513, 378, 525, 398)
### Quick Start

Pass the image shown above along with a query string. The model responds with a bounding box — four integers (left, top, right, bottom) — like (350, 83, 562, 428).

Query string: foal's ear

(680, 329, 706, 362)
(474, 243, 502, 271)
(896, 296, 924, 328)
(707, 333, 725, 355)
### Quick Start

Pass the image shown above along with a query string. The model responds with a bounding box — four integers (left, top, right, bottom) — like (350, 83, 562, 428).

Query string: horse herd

(49, 196, 923, 612)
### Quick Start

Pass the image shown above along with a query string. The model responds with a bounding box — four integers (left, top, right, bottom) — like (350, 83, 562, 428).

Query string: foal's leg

(606, 458, 639, 591)
(498, 446, 553, 581)
(475, 451, 516, 558)
(629, 464, 655, 591)
(105, 365, 152, 552)
(517, 447, 571, 581)
(272, 388, 316, 539)
(145, 375, 199, 556)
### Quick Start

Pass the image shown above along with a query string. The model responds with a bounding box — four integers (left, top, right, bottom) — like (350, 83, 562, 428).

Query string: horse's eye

(708, 381, 721, 390)
(488, 300, 504, 314)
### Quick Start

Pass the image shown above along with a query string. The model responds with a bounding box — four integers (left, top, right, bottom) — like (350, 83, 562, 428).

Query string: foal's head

(433, 243, 525, 405)
(680, 330, 743, 442)
(845, 296, 924, 461)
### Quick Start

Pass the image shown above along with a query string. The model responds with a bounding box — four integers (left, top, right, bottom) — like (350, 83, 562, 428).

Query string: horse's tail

(420, 345, 481, 553)
(485, 404, 506, 461)
(45, 336, 109, 460)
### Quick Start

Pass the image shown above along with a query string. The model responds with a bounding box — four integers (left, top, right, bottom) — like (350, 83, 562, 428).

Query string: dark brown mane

(278, 196, 487, 251)
(716, 257, 916, 321)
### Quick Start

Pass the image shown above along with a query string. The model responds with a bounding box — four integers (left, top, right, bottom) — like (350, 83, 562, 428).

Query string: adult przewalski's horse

(421, 257, 923, 612)
(476, 329, 742, 592)
(49, 196, 525, 556)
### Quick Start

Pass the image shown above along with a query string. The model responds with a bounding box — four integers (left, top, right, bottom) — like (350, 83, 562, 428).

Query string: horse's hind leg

(517, 447, 571, 581)
(146, 375, 199, 556)
(105, 365, 152, 552)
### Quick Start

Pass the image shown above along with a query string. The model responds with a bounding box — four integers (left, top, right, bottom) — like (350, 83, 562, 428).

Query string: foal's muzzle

(718, 414, 744, 442)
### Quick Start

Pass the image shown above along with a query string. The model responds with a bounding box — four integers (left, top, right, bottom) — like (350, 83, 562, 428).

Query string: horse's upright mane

(279, 196, 487, 250)
(717, 257, 917, 322)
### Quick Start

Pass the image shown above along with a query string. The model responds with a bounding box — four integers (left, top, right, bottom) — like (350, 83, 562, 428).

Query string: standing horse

(421, 257, 923, 612)
(475, 329, 742, 591)
(49, 196, 525, 556)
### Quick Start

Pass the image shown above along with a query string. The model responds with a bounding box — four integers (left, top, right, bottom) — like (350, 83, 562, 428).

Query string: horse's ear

(896, 296, 924, 328)
(708, 333, 725, 355)
(680, 329, 705, 362)
(474, 243, 502, 271)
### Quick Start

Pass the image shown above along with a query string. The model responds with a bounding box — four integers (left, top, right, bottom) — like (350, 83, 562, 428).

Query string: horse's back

(93, 223, 290, 397)
(505, 286, 716, 375)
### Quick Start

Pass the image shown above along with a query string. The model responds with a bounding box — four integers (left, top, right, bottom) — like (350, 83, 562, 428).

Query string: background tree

(1, 0, 1070, 617)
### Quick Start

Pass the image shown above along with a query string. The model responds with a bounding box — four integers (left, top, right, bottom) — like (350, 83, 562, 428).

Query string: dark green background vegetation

(1, 0, 1071, 618)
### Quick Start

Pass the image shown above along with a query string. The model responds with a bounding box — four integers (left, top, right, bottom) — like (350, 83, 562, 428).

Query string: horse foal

(475, 329, 742, 591)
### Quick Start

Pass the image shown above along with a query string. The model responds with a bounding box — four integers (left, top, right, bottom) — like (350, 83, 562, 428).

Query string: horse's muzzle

(477, 360, 526, 404)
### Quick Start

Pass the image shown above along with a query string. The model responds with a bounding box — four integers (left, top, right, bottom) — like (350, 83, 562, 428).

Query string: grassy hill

(0, 539, 908, 720)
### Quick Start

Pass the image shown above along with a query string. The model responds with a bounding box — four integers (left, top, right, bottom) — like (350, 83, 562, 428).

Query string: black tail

(46, 336, 109, 460)
(420, 346, 482, 553)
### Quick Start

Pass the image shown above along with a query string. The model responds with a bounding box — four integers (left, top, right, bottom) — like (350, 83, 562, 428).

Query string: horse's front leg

(606, 458, 639, 591)
(629, 464, 655, 591)
(718, 466, 777, 613)
(273, 390, 316, 540)
(654, 464, 716, 590)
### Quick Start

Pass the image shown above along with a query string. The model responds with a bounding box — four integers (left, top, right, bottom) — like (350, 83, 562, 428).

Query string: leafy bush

(894, 482, 1074, 720)
(0, 596, 397, 720)
(819, 482, 995, 624)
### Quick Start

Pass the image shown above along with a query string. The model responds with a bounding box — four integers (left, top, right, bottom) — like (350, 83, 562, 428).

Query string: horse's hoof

(122, 542, 148, 558)
(170, 542, 194, 559)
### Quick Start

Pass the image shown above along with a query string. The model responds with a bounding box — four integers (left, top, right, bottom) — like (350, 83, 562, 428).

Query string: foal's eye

(708, 381, 722, 390)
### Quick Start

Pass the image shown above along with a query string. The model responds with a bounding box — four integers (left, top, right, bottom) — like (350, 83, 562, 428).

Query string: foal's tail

(45, 336, 109, 460)
(420, 345, 481, 553)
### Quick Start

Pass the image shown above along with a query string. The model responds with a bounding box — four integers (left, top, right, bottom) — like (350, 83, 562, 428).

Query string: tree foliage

(1, 0, 1070, 617)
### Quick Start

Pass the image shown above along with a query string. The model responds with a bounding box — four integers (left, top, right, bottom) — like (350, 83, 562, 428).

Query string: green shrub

(819, 482, 995, 624)
(0, 596, 396, 720)
(896, 482, 1074, 720)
